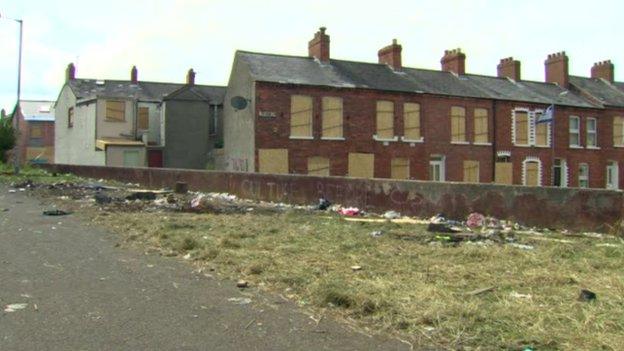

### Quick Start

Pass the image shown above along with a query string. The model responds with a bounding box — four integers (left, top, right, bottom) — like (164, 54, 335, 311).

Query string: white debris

(228, 297, 252, 305)
(509, 243, 534, 250)
(4, 303, 28, 312)
(509, 292, 532, 299)
(383, 210, 401, 219)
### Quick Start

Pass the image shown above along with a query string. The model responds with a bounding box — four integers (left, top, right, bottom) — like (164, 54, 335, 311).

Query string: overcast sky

(1, 0, 623, 112)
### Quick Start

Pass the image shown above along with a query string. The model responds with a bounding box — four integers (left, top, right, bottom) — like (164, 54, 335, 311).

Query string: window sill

(373, 135, 399, 142)
(533, 145, 552, 148)
(472, 142, 492, 146)
(321, 136, 345, 141)
(105, 119, 126, 123)
(614, 145, 624, 148)
(450, 141, 470, 145)
(569, 145, 584, 149)
(289, 136, 314, 140)
(400, 137, 424, 143)
(513, 143, 531, 147)
(586, 146, 600, 150)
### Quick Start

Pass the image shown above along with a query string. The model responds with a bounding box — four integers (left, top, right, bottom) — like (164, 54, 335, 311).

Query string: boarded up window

(525, 161, 539, 186)
(26, 147, 53, 162)
(614, 116, 624, 146)
(535, 122, 548, 146)
(376, 100, 394, 139)
(138, 107, 149, 130)
(463, 160, 479, 183)
(106, 100, 125, 121)
(348, 153, 374, 178)
(123, 150, 141, 167)
(30, 124, 43, 139)
(68, 107, 74, 128)
(403, 103, 421, 140)
(495, 162, 513, 185)
(391, 158, 409, 179)
(474, 108, 488, 143)
(322, 97, 343, 138)
(514, 111, 528, 145)
(290, 95, 313, 138)
(258, 149, 289, 174)
(451, 106, 466, 142)
(308, 156, 330, 176)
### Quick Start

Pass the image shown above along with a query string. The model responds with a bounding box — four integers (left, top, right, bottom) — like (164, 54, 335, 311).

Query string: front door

(606, 161, 619, 189)
(147, 149, 163, 168)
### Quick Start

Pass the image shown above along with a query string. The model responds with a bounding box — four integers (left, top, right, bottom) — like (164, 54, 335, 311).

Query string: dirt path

(0, 184, 409, 351)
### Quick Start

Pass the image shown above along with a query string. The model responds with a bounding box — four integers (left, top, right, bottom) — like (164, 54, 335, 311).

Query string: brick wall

(41, 163, 624, 232)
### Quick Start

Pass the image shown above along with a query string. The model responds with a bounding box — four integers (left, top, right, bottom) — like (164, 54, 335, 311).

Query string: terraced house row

(223, 27, 624, 189)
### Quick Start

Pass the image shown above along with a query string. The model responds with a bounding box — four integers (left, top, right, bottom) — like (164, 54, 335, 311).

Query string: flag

(536, 104, 554, 124)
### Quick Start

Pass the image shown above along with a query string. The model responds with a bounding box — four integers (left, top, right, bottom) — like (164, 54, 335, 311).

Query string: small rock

(236, 279, 249, 288)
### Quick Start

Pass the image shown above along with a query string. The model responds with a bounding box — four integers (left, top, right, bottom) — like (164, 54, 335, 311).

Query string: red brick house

(223, 27, 624, 189)
(14, 100, 56, 164)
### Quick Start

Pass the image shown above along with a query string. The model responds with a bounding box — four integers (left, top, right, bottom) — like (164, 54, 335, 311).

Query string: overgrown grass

(95, 210, 624, 350)
(0, 162, 81, 184)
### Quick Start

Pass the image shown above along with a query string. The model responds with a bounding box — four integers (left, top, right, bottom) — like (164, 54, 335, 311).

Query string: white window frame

(552, 158, 568, 187)
(586, 117, 598, 148)
(512, 108, 550, 147)
(512, 108, 531, 146)
(569, 116, 581, 147)
(578, 163, 589, 188)
(522, 157, 542, 186)
(606, 161, 619, 190)
(429, 155, 445, 182)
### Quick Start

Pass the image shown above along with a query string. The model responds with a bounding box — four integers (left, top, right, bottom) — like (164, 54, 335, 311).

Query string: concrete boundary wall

(41, 164, 624, 232)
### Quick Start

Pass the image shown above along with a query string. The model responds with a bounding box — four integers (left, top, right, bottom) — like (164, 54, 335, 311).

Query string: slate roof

(19, 100, 55, 121)
(237, 51, 598, 108)
(569, 76, 624, 108)
(68, 79, 226, 104)
(164, 85, 227, 104)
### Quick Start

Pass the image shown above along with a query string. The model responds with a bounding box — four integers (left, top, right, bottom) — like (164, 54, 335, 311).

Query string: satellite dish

(230, 96, 248, 110)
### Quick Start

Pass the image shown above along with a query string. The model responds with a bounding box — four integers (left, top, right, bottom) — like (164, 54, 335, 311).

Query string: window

(308, 156, 330, 176)
(552, 158, 567, 187)
(138, 107, 149, 130)
(586, 118, 597, 147)
(68, 107, 74, 128)
(30, 124, 43, 139)
(474, 108, 488, 143)
(348, 153, 374, 178)
(569, 116, 580, 147)
(513, 110, 529, 145)
(495, 155, 513, 185)
(322, 97, 343, 139)
(523, 159, 540, 186)
(106, 100, 125, 121)
(290, 95, 313, 138)
(391, 157, 409, 179)
(463, 160, 479, 183)
(376, 100, 394, 139)
(429, 155, 445, 182)
(258, 149, 289, 174)
(606, 161, 619, 189)
(535, 112, 549, 146)
(613, 116, 624, 146)
(578, 164, 589, 188)
(450, 106, 466, 142)
(403, 103, 421, 141)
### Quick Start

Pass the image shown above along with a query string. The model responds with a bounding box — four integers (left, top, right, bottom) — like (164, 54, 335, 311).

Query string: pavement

(0, 184, 409, 351)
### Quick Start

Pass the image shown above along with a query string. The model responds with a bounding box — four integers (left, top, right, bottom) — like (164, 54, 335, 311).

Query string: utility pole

(1, 13, 23, 174)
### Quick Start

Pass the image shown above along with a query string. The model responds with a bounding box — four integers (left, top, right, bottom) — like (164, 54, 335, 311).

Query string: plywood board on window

(403, 103, 420, 140)
(258, 149, 289, 174)
(535, 123, 548, 146)
(290, 95, 313, 137)
(308, 156, 330, 176)
(495, 163, 513, 184)
(138, 107, 149, 130)
(463, 160, 479, 183)
(106, 100, 125, 121)
(322, 97, 343, 138)
(30, 125, 43, 138)
(391, 157, 409, 179)
(515, 111, 528, 144)
(614, 116, 624, 146)
(451, 106, 466, 142)
(474, 108, 488, 143)
(348, 153, 374, 178)
(525, 162, 539, 186)
(376, 100, 394, 139)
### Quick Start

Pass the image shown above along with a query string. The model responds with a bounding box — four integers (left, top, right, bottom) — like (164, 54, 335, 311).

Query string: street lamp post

(1, 13, 23, 174)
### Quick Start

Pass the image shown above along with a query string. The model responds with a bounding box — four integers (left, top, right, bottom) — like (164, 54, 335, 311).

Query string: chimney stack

(544, 51, 569, 87)
(591, 60, 614, 82)
(308, 27, 330, 62)
(497, 57, 521, 81)
(378, 39, 402, 71)
(131, 66, 138, 84)
(441, 48, 466, 75)
(186, 68, 196, 86)
(66, 63, 76, 82)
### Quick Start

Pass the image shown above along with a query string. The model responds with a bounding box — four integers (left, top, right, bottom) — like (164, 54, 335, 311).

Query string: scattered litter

(510, 292, 532, 300)
(578, 289, 597, 302)
(350, 265, 362, 271)
(94, 192, 113, 205)
(509, 243, 534, 250)
(596, 243, 620, 247)
(338, 207, 361, 216)
(183, 253, 192, 260)
(126, 191, 156, 201)
(8, 189, 16, 193)
(582, 232, 604, 239)
(370, 230, 384, 238)
(343, 217, 385, 223)
(317, 198, 331, 211)
(4, 303, 28, 312)
(174, 181, 188, 194)
(466, 212, 485, 228)
(43, 209, 71, 216)
(228, 297, 252, 305)
(236, 279, 249, 288)
(383, 210, 401, 220)
(466, 286, 496, 296)
(427, 222, 462, 233)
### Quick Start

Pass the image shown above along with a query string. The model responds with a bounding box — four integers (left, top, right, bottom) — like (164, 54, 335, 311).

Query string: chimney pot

(378, 39, 403, 71)
(497, 56, 521, 81)
(545, 51, 569, 87)
(65, 63, 76, 82)
(131, 66, 138, 84)
(441, 48, 466, 75)
(591, 59, 614, 82)
(308, 26, 330, 62)
(186, 68, 196, 86)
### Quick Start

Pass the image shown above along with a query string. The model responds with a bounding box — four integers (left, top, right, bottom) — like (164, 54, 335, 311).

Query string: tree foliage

(0, 113, 16, 163)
